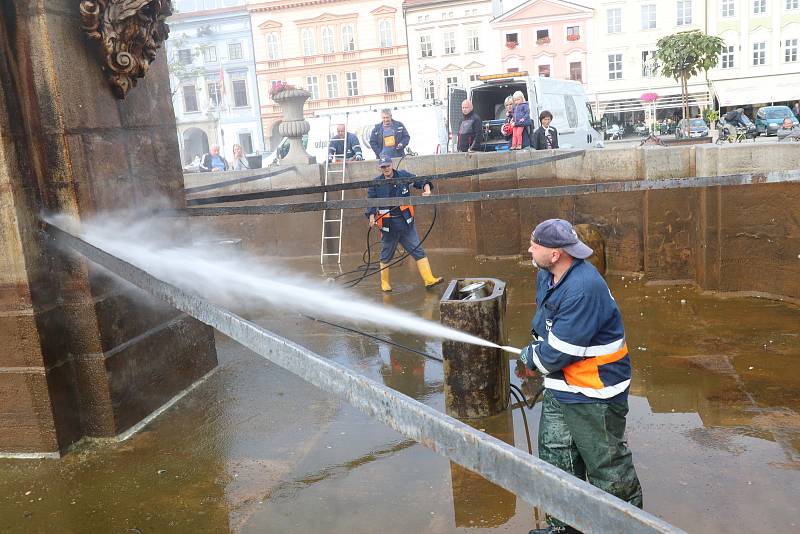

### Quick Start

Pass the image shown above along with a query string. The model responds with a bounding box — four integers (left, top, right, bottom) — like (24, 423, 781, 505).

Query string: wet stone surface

(1, 253, 798, 533)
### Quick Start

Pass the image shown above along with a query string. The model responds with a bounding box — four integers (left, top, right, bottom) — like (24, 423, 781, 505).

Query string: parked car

(675, 118, 710, 139)
(755, 106, 799, 136)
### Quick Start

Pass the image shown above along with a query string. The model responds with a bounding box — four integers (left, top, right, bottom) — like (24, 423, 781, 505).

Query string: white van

(306, 102, 450, 162)
(449, 72, 604, 150)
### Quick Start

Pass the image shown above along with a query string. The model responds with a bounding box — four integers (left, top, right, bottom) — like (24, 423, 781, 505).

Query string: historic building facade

(586, 0, 712, 129)
(706, 0, 800, 114)
(167, 1, 265, 164)
(249, 0, 412, 151)
(492, 0, 593, 87)
(403, 0, 507, 103)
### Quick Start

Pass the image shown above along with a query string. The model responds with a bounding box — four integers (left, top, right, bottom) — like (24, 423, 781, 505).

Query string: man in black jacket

(456, 100, 484, 152)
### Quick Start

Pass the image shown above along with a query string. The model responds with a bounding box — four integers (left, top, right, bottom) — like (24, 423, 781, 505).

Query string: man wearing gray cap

(517, 219, 642, 534)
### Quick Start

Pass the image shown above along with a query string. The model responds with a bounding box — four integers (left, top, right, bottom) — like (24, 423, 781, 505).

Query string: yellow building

(249, 0, 412, 150)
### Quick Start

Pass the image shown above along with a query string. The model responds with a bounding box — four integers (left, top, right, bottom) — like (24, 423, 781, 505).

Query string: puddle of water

(1, 252, 798, 533)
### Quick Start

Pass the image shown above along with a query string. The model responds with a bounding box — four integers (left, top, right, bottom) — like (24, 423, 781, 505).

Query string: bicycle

(715, 125, 754, 144)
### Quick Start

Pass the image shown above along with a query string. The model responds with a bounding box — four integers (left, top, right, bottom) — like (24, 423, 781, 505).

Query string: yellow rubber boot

(416, 257, 443, 288)
(379, 263, 392, 292)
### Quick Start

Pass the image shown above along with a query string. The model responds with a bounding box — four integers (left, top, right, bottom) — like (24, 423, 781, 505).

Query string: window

(536, 29, 550, 41)
(380, 20, 393, 48)
(506, 32, 519, 46)
(446, 75, 459, 91)
(178, 49, 192, 65)
(469, 73, 480, 82)
(608, 53, 622, 79)
(326, 74, 339, 98)
(306, 76, 319, 99)
(322, 26, 335, 54)
(466, 28, 480, 52)
(182, 84, 198, 112)
(345, 72, 359, 96)
(642, 50, 657, 76)
(569, 62, 582, 82)
(239, 133, 253, 155)
(342, 25, 355, 52)
(228, 42, 243, 60)
(566, 26, 580, 39)
(607, 8, 622, 33)
(443, 32, 456, 55)
(266, 33, 280, 60)
(420, 34, 432, 57)
(753, 0, 766, 14)
(424, 79, 435, 100)
(207, 81, 221, 106)
(383, 68, 395, 93)
(789, 0, 800, 9)
(232, 78, 248, 107)
(753, 41, 766, 65)
(677, 0, 692, 25)
(721, 44, 735, 68)
(722, 0, 735, 16)
(538, 64, 551, 77)
(302, 28, 315, 56)
(786, 38, 799, 62)
(202, 46, 217, 63)
(641, 4, 656, 29)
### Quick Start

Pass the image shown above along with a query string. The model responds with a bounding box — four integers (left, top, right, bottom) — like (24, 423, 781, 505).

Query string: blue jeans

(379, 218, 426, 263)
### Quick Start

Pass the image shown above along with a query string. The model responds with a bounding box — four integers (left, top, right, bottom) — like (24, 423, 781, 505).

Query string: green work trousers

(538, 390, 643, 530)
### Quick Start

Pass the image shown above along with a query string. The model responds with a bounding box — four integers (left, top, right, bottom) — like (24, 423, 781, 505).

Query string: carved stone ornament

(79, 0, 173, 99)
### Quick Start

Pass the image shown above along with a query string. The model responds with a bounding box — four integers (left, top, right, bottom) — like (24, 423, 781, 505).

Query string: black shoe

(529, 526, 582, 534)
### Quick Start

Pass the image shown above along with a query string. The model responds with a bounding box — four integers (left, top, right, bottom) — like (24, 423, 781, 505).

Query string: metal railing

(45, 222, 686, 534)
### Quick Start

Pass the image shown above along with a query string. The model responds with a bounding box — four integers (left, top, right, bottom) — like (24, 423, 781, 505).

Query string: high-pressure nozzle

(499, 345, 522, 355)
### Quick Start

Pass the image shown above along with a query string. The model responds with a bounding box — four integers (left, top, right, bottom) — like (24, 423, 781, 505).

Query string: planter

(567, 35, 580, 41)
(536, 38, 550, 45)
(273, 88, 315, 164)
(505, 42, 518, 49)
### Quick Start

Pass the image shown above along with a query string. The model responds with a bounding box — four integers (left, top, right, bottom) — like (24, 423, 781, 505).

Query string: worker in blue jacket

(366, 156, 442, 292)
(327, 124, 363, 161)
(517, 219, 642, 534)
(369, 109, 410, 159)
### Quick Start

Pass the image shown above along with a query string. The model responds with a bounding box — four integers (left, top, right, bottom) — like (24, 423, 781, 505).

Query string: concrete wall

(0, 3, 217, 455)
(184, 142, 800, 302)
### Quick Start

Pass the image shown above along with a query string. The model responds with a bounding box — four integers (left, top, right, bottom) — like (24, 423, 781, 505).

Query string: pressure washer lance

(499, 346, 522, 355)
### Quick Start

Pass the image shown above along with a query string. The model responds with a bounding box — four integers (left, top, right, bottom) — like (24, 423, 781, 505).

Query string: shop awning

(712, 73, 800, 107)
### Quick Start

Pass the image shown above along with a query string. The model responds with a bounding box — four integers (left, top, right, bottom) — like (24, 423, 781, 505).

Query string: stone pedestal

(273, 88, 316, 165)
(439, 278, 509, 419)
(0, 2, 217, 456)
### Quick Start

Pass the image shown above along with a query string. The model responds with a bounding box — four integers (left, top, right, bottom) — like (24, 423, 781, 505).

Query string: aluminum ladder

(320, 114, 350, 265)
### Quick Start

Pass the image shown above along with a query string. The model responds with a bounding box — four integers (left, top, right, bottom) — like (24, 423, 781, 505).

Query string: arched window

(301, 28, 315, 56)
(379, 20, 393, 48)
(342, 24, 355, 52)
(322, 26, 335, 54)
(266, 33, 280, 60)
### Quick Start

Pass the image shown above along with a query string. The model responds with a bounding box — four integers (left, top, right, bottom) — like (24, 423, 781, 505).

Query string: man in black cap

(365, 156, 442, 292)
(517, 219, 642, 534)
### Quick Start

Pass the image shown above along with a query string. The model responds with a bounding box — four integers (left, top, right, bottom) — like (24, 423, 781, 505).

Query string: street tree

(655, 30, 723, 135)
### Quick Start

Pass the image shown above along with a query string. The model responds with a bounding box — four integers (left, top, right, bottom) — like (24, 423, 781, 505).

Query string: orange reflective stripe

(562, 343, 628, 390)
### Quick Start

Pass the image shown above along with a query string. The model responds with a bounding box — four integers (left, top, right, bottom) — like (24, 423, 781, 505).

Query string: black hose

(509, 388, 533, 454)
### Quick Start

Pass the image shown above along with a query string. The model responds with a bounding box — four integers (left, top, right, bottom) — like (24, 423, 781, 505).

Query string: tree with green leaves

(655, 30, 723, 135)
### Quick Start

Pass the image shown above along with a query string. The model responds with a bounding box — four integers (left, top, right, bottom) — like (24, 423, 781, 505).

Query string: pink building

(492, 0, 592, 86)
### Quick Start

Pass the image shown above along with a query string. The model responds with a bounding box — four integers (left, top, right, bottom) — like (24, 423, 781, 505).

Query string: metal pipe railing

(45, 221, 686, 534)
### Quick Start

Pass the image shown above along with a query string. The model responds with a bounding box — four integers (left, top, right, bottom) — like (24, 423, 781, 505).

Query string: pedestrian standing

(231, 144, 251, 170)
(369, 109, 410, 159)
(532, 110, 559, 150)
(792, 101, 800, 119)
(456, 100, 484, 152)
(518, 219, 643, 534)
(511, 91, 531, 149)
(365, 156, 442, 292)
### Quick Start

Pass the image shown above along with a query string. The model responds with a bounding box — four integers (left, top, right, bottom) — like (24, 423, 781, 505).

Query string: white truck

(305, 101, 450, 162)
(448, 72, 604, 150)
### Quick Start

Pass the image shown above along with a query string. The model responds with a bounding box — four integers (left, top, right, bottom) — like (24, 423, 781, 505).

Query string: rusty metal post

(439, 278, 509, 419)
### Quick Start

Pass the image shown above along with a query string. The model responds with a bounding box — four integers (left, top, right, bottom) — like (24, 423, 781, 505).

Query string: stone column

(0, 2, 217, 456)
(273, 88, 316, 164)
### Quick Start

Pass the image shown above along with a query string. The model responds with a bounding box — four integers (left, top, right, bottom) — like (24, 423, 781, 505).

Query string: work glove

(518, 343, 535, 371)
